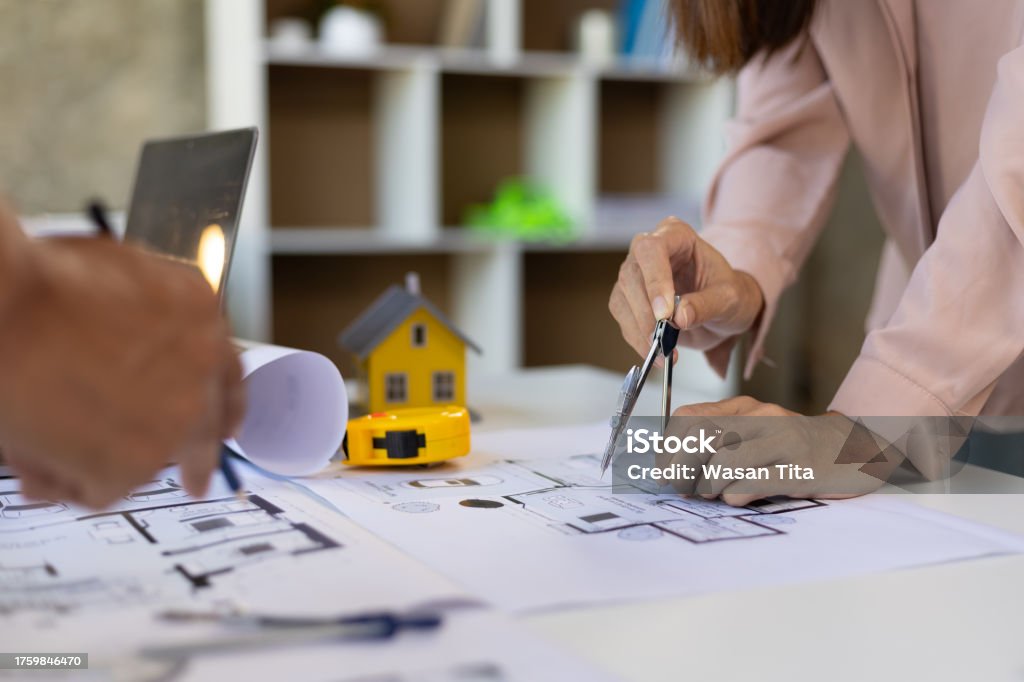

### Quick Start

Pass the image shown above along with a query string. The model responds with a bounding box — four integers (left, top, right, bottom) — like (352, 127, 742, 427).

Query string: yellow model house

(339, 274, 481, 413)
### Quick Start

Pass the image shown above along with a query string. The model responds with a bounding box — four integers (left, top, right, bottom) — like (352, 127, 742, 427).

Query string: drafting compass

(600, 300, 681, 477)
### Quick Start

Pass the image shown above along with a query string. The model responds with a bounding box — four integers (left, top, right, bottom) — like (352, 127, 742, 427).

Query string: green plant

(464, 179, 575, 242)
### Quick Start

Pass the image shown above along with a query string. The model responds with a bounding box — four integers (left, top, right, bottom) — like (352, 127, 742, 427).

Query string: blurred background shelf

(269, 225, 680, 254)
(265, 42, 708, 82)
(207, 0, 735, 393)
(5, 0, 893, 414)
(270, 226, 511, 254)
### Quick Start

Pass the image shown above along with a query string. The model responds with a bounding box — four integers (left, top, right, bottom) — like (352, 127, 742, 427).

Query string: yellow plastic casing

(343, 405, 471, 466)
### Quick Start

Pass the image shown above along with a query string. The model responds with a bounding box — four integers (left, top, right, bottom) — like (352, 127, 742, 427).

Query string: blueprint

(0, 465, 618, 681)
(302, 425, 1024, 612)
(0, 466, 466, 657)
(4, 423, 1024, 678)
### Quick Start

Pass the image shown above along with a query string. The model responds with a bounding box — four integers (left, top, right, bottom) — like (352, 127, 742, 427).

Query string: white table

(469, 365, 1024, 682)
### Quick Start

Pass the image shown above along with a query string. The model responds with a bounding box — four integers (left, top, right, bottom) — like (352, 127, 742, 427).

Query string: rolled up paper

(226, 342, 348, 476)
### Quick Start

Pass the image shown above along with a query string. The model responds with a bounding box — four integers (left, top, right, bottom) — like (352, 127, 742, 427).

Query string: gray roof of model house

(338, 285, 482, 360)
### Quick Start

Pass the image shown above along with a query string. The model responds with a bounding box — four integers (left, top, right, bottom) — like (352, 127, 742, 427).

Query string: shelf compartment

(521, 0, 619, 53)
(522, 250, 634, 371)
(441, 72, 526, 227)
(598, 78, 661, 194)
(598, 76, 731, 205)
(268, 65, 377, 227)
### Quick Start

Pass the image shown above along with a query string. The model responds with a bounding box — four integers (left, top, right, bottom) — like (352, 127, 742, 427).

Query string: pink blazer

(701, 0, 1024, 417)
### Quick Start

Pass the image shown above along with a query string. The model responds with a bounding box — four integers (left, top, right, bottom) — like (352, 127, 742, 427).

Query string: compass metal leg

(662, 351, 673, 434)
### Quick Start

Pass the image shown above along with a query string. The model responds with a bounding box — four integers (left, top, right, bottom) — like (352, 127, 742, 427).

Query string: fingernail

(678, 302, 695, 329)
(652, 296, 670, 320)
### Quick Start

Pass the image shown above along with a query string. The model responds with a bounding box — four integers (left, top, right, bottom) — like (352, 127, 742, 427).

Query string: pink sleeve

(701, 39, 850, 378)
(830, 45, 1024, 417)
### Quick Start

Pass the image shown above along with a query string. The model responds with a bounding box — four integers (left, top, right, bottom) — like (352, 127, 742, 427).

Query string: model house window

(411, 323, 427, 348)
(432, 371, 455, 402)
(385, 373, 408, 403)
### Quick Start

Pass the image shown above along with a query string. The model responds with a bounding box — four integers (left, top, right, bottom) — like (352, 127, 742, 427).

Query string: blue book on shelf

(633, 0, 670, 59)
(619, 0, 647, 54)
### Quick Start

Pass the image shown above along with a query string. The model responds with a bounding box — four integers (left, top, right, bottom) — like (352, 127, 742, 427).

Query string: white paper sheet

(301, 423, 1024, 613)
(0, 465, 617, 682)
(0, 464, 467, 657)
(229, 342, 348, 476)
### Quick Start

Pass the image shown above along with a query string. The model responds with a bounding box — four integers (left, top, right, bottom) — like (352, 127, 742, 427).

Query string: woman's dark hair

(671, 0, 817, 74)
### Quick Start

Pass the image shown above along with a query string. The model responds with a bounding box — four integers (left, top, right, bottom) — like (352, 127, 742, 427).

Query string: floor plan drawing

(0, 466, 477, 668)
(0, 487, 71, 532)
(0, 476, 203, 534)
(3, 423, 1024, 679)
(501, 456, 822, 543)
(0, 572, 156, 617)
(0, 480, 341, 616)
(0, 468, 456, 623)
(305, 449, 1024, 612)
(334, 453, 822, 546)
(90, 493, 340, 589)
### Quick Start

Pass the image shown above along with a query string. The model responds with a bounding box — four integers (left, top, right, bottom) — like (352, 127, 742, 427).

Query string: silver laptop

(123, 127, 257, 299)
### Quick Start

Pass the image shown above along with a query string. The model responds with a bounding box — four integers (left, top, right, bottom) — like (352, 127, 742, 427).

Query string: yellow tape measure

(343, 405, 471, 466)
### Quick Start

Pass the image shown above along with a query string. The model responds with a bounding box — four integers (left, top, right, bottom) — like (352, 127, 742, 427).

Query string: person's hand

(0, 209, 245, 509)
(608, 217, 764, 374)
(658, 397, 898, 506)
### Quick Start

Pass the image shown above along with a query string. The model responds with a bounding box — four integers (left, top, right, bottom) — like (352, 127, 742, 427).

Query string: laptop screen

(124, 128, 257, 299)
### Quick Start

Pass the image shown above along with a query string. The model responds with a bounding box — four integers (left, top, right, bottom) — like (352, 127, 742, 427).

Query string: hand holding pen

(0, 199, 245, 509)
(86, 200, 246, 500)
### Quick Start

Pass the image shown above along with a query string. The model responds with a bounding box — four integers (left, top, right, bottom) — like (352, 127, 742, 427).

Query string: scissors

(600, 299, 681, 477)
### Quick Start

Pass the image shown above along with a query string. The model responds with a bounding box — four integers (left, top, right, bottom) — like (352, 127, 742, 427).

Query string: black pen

(220, 445, 246, 500)
(147, 610, 443, 659)
(85, 199, 246, 501)
(87, 200, 115, 237)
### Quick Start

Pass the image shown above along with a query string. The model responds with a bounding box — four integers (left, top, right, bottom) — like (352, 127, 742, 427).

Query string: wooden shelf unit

(205, 0, 735, 388)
